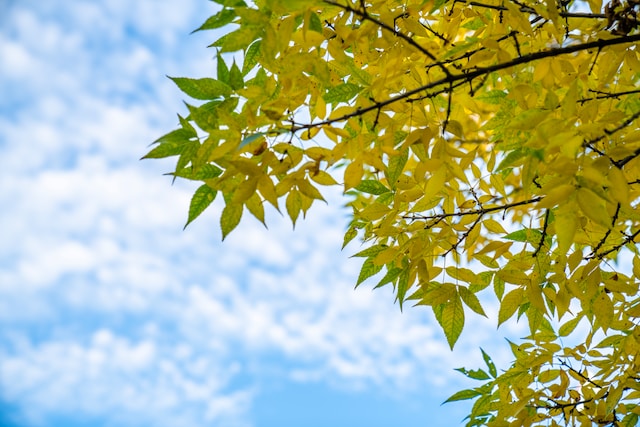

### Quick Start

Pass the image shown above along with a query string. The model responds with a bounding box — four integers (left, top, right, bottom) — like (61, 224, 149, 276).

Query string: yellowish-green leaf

(286, 189, 302, 227)
(483, 218, 507, 234)
(185, 184, 217, 228)
(344, 159, 364, 190)
(498, 287, 524, 327)
(220, 202, 243, 240)
(558, 316, 582, 336)
(443, 388, 482, 403)
(593, 292, 614, 331)
(459, 286, 487, 317)
(437, 294, 465, 349)
(169, 77, 232, 100)
(356, 257, 384, 287)
(577, 187, 611, 228)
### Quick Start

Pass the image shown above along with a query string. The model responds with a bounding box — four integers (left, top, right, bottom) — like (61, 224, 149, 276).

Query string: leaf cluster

(146, 0, 640, 424)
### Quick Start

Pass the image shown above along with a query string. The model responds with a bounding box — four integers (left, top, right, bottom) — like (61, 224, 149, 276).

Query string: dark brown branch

(404, 196, 543, 221)
(444, 212, 484, 255)
(291, 34, 640, 132)
(442, 83, 453, 134)
(587, 203, 620, 259)
(593, 227, 640, 260)
(579, 88, 640, 104)
(532, 209, 550, 257)
(406, 81, 464, 102)
(559, 359, 603, 388)
(455, 0, 606, 18)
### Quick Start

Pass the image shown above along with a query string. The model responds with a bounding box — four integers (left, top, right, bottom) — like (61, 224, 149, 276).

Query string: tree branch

(454, 0, 607, 18)
(403, 196, 543, 221)
(291, 34, 640, 132)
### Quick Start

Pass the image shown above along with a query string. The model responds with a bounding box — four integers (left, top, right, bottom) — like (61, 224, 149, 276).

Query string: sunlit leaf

(169, 77, 232, 100)
(185, 184, 217, 228)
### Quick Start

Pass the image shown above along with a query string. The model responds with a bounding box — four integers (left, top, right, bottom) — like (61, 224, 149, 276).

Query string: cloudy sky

(0, 2, 526, 426)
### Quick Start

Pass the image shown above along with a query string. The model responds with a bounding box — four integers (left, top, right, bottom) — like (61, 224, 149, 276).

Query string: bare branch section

(403, 197, 544, 221)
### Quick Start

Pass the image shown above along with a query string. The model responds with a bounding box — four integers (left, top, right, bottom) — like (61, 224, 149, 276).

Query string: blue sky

(0, 2, 527, 426)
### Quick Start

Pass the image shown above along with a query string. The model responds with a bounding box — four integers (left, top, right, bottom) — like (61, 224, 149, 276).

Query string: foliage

(145, 0, 640, 424)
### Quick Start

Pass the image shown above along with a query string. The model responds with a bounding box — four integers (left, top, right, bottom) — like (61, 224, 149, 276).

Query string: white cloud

(0, 330, 252, 427)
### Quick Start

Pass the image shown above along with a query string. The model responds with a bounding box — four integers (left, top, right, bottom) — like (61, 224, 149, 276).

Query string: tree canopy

(145, 0, 640, 424)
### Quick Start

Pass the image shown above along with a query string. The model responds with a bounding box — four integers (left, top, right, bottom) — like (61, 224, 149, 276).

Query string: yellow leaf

(536, 184, 575, 209)
(483, 218, 507, 234)
(608, 167, 629, 205)
(423, 167, 446, 201)
(593, 292, 614, 331)
(498, 287, 524, 327)
(459, 200, 477, 210)
(300, 126, 320, 140)
(577, 187, 611, 228)
(232, 177, 259, 204)
(323, 125, 350, 141)
(526, 283, 547, 313)
(296, 178, 325, 201)
(220, 202, 243, 240)
(258, 175, 279, 209)
(286, 189, 302, 226)
(555, 205, 578, 253)
(438, 294, 465, 349)
(358, 202, 391, 221)
(310, 170, 339, 186)
(344, 158, 363, 190)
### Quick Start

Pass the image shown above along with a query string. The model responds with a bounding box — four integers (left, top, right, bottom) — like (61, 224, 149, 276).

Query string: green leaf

(286, 189, 302, 227)
(503, 228, 542, 244)
(342, 226, 358, 249)
(496, 148, 525, 171)
(459, 287, 487, 317)
(480, 348, 497, 378)
(558, 316, 581, 336)
(142, 140, 189, 159)
(498, 287, 524, 327)
(217, 52, 230, 84)
(352, 244, 388, 258)
(462, 18, 485, 30)
(210, 27, 258, 52)
(455, 367, 491, 381)
(355, 180, 391, 195)
(169, 77, 232, 100)
(229, 61, 244, 90)
(421, 282, 457, 306)
(476, 90, 507, 105)
(220, 202, 243, 240)
(243, 41, 261, 75)
(386, 149, 408, 189)
(438, 294, 465, 349)
(396, 262, 410, 310)
(192, 8, 236, 32)
(374, 266, 402, 289)
(443, 388, 481, 404)
(356, 257, 384, 287)
(239, 132, 266, 150)
(323, 83, 362, 104)
(621, 413, 639, 427)
(154, 128, 197, 144)
(185, 184, 217, 228)
(170, 164, 223, 181)
(308, 11, 323, 33)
